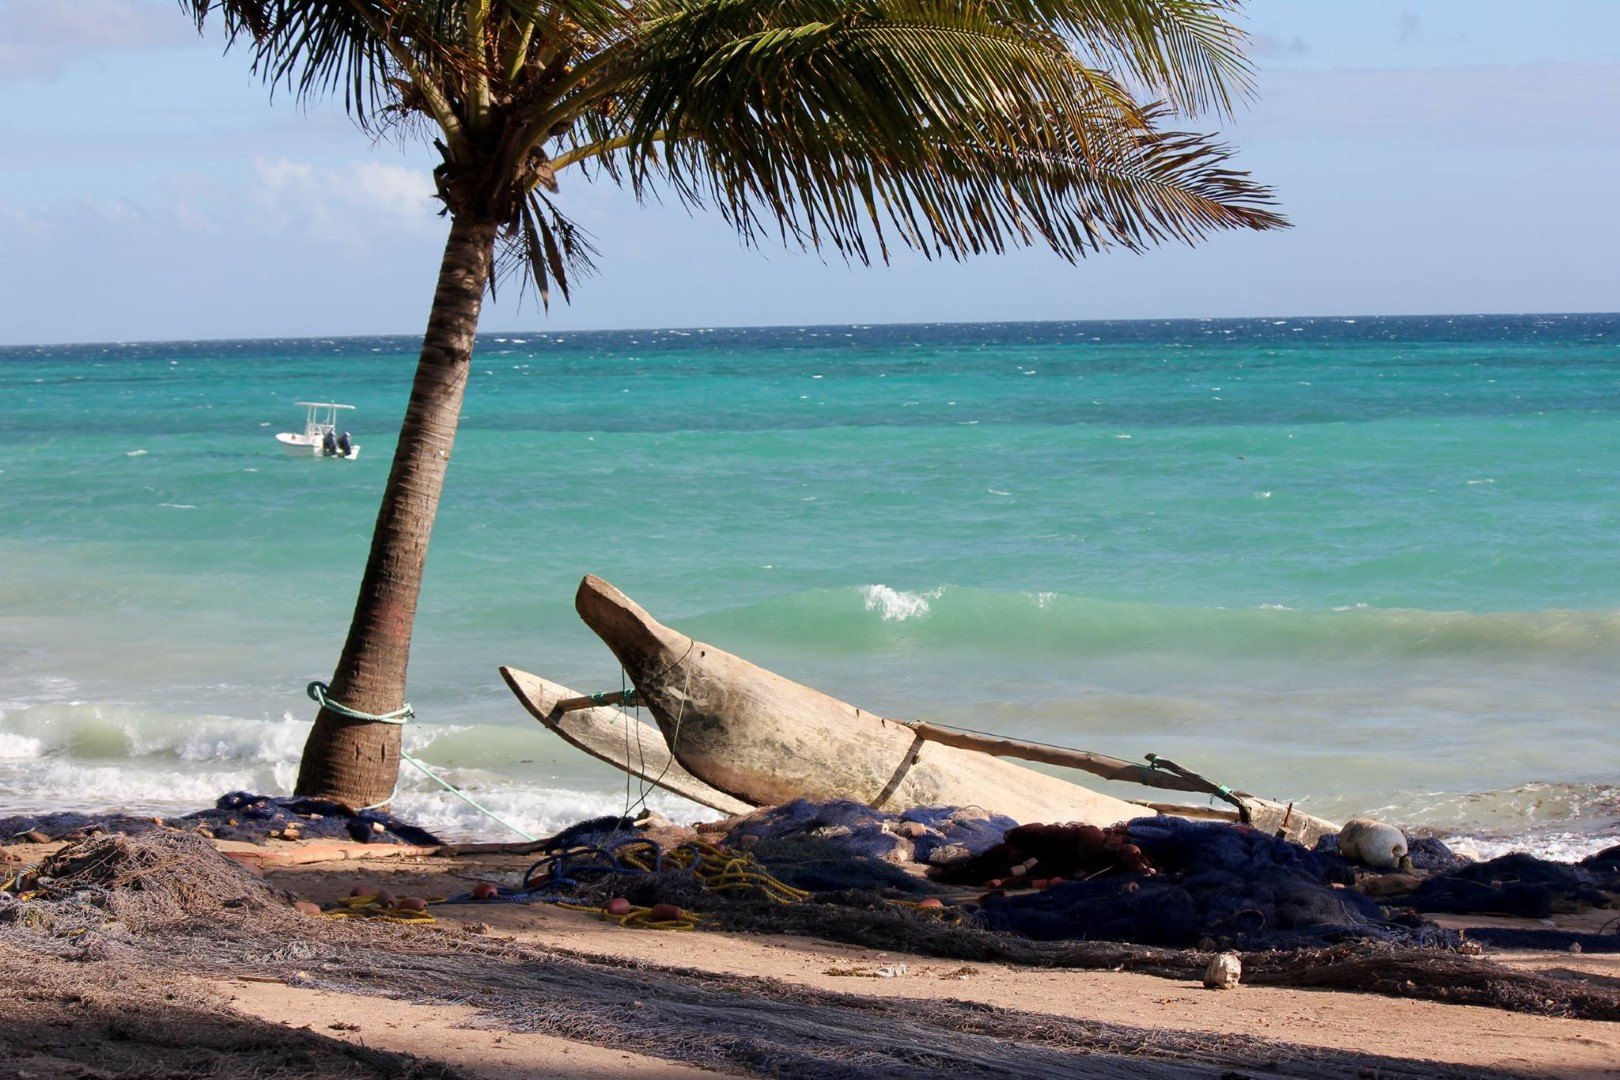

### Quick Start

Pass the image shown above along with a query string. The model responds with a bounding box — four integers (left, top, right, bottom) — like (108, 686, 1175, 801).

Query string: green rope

(305, 681, 537, 841)
(307, 681, 413, 724)
(591, 688, 635, 706)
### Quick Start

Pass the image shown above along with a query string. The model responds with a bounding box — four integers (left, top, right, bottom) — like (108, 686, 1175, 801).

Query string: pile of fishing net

(710, 804, 1440, 949)
(0, 791, 441, 847)
(1, 830, 297, 936)
(527, 805, 1430, 950)
(725, 798, 1019, 864)
(1403, 850, 1617, 918)
(7, 818, 1619, 1029)
(970, 818, 1450, 949)
(8, 838, 1577, 1076)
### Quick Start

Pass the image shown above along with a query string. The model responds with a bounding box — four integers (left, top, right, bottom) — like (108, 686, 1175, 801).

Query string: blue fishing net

(0, 792, 440, 847)
(975, 817, 1451, 950)
(1408, 852, 1613, 919)
(726, 798, 1016, 866)
(720, 798, 1014, 894)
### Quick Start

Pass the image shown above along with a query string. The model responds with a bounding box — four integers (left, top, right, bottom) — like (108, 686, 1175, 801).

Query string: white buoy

(1338, 818, 1408, 869)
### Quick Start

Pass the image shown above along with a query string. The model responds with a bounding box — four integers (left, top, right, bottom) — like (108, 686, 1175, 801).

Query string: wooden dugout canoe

(499, 666, 753, 817)
(572, 575, 1146, 827)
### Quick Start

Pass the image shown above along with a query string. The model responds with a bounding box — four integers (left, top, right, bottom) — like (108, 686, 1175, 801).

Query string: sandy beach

(4, 831, 1616, 1079)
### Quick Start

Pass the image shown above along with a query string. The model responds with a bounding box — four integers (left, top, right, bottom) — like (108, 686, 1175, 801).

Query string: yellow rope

(323, 893, 438, 924)
(555, 898, 702, 931)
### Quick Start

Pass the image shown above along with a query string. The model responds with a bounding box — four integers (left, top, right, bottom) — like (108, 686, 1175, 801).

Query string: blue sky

(2, 0, 1617, 344)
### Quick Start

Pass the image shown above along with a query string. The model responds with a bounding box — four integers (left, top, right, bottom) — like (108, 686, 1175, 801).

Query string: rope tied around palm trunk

(306, 681, 414, 725)
(304, 681, 537, 840)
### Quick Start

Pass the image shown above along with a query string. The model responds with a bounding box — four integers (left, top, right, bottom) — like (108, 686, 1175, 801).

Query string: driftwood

(574, 575, 1143, 826)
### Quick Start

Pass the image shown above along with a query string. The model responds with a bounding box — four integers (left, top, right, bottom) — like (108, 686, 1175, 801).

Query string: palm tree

(185, 0, 1286, 810)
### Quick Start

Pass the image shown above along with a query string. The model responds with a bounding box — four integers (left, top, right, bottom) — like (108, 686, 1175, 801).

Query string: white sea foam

(0, 732, 43, 759)
(0, 758, 297, 817)
(861, 584, 936, 621)
(391, 779, 705, 843)
(1445, 832, 1613, 863)
(125, 449, 148, 457)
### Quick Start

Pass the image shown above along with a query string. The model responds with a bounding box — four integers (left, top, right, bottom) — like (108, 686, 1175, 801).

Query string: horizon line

(3, 308, 1617, 352)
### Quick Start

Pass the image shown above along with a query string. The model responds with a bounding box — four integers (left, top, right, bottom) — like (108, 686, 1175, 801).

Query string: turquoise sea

(1, 314, 1616, 855)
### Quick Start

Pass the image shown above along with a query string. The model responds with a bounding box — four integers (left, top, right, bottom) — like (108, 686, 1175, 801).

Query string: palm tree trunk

(294, 212, 499, 808)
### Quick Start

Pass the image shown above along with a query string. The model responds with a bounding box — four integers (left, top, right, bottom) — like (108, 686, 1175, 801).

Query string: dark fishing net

(727, 798, 1017, 867)
(1581, 843, 1620, 883)
(748, 835, 931, 894)
(1407, 835, 1472, 872)
(1409, 853, 1614, 919)
(0, 833, 1584, 1077)
(1465, 927, 1620, 953)
(0, 791, 441, 847)
(1, 829, 299, 934)
(556, 861, 1620, 1022)
(972, 817, 1451, 950)
(727, 803, 1617, 938)
(0, 940, 462, 1079)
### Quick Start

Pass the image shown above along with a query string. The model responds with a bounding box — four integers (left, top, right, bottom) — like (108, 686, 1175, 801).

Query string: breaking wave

(690, 586, 1620, 660)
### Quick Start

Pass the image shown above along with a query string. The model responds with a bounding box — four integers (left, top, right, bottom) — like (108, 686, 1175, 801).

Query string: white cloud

(0, 0, 190, 79)
(0, 198, 47, 235)
(250, 157, 440, 251)
(0, 157, 440, 256)
(1250, 33, 1310, 60)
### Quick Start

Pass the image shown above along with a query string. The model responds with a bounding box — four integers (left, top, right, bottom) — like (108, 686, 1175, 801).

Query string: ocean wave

(0, 732, 43, 760)
(0, 703, 311, 763)
(861, 584, 939, 621)
(688, 586, 1620, 659)
(0, 751, 707, 843)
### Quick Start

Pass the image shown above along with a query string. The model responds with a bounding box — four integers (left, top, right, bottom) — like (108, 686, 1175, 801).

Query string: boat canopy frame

(294, 401, 356, 438)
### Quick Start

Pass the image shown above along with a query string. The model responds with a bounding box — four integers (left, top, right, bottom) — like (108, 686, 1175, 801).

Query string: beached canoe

(572, 575, 1146, 827)
(499, 667, 753, 817)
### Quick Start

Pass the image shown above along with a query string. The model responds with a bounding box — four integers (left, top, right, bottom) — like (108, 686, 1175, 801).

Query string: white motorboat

(275, 401, 360, 459)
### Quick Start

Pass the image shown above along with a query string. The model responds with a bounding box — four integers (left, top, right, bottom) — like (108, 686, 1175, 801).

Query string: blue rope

(305, 681, 537, 840)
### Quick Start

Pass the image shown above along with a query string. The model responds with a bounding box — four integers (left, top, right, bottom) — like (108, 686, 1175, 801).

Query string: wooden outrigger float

(499, 667, 752, 816)
(520, 575, 1338, 845)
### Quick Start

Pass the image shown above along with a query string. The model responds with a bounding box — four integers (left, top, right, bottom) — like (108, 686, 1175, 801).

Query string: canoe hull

(574, 576, 1144, 826)
(499, 666, 753, 817)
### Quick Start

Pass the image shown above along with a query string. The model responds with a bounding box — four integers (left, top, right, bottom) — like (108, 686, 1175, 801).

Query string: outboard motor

(336, 431, 353, 457)
(322, 430, 339, 456)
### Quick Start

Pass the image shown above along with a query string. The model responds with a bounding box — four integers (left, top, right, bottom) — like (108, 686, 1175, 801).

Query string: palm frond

(188, 0, 1281, 304)
(183, 1, 476, 137)
(495, 192, 598, 307)
(574, 0, 1281, 265)
(983, 0, 1253, 115)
